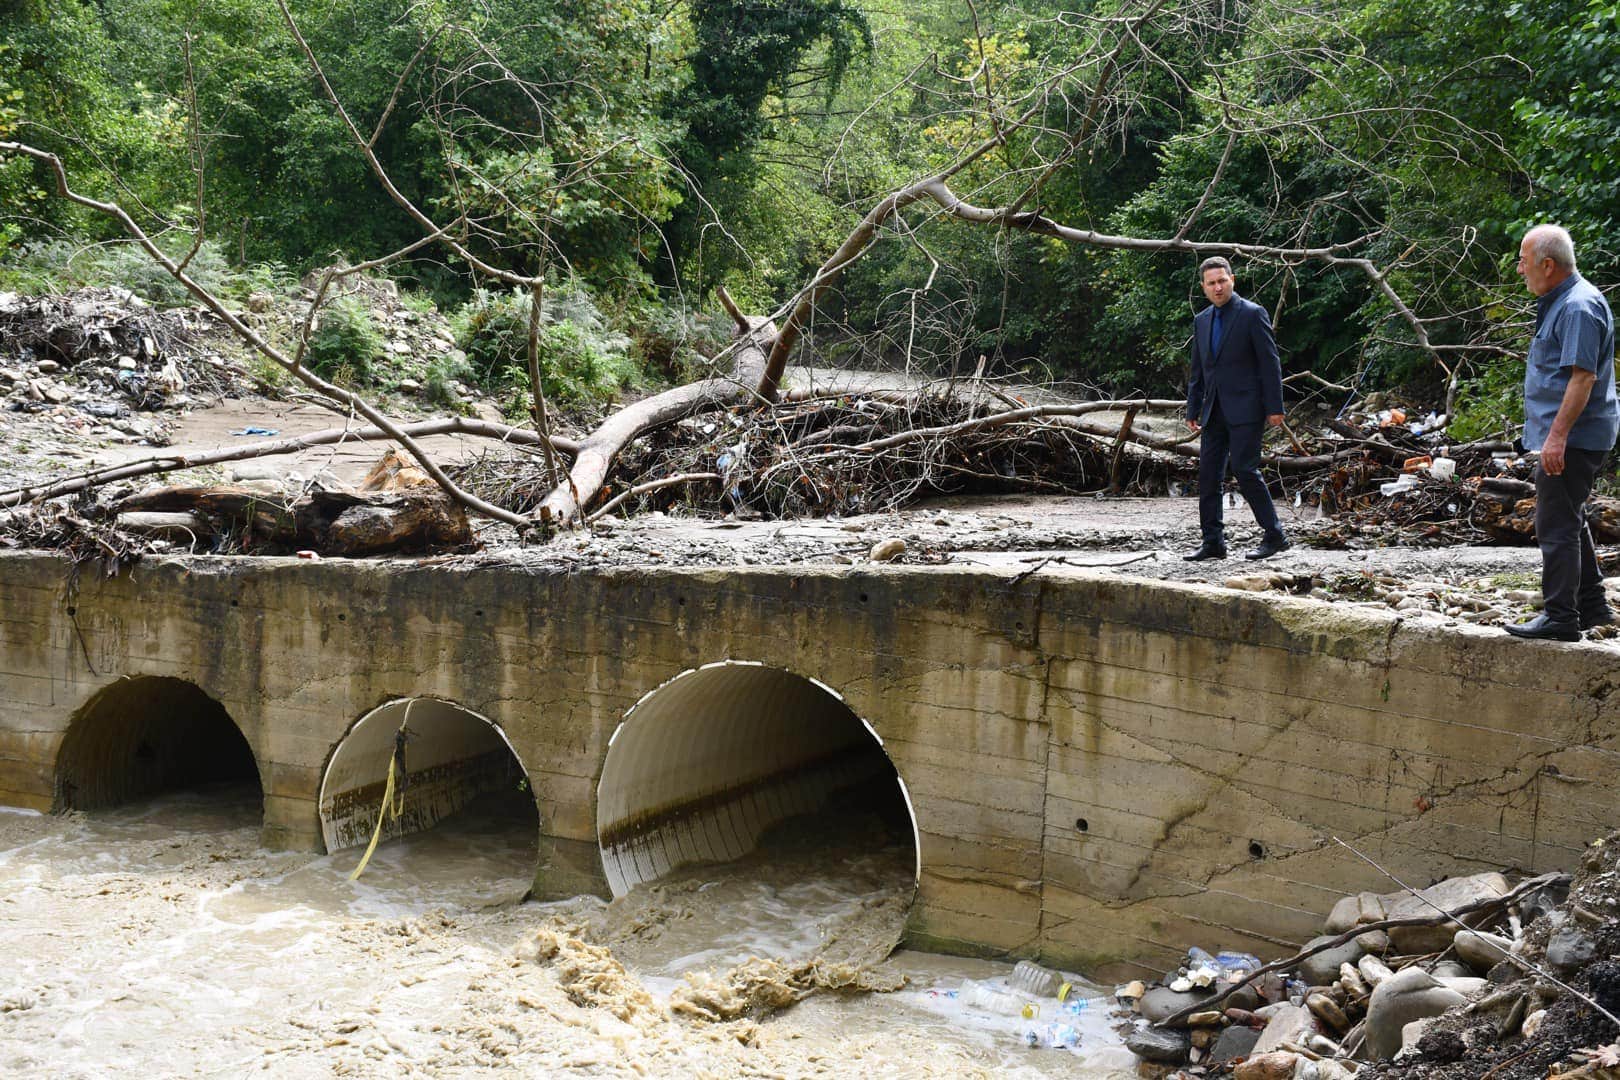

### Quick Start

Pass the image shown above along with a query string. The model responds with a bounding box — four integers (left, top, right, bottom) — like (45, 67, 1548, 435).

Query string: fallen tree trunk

(115, 485, 473, 555)
(536, 316, 776, 525)
(0, 417, 578, 510)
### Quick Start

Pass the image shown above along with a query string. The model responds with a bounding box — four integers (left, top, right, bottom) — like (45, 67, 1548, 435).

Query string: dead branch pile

(452, 387, 1178, 521)
(0, 501, 153, 575)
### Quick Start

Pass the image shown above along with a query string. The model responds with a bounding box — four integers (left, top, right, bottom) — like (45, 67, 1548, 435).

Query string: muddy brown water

(0, 784, 1135, 1077)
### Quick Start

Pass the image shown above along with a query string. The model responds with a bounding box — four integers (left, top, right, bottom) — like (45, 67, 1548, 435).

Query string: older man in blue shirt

(1506, 224, 1620, 641)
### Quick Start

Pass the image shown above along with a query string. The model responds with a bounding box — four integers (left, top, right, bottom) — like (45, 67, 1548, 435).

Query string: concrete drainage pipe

(596, 661, 918, 896)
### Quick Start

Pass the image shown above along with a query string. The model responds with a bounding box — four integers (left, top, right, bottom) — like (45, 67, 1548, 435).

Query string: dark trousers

(1533, 447, 1609, 623)
(1198, 400, 1283, 544)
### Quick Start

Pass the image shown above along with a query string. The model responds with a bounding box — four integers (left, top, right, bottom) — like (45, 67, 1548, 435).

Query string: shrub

(304, 296, 383, 383)
(1448, 354, 1524, 443)
(450, 283, 640, 405)
(0, 236, 292, 307)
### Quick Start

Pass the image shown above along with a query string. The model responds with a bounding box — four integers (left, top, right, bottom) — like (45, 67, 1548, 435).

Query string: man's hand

(1266, 413, 1285, 428)
(1187, 418, 1201, 433)
(1541, 432, 1568, 476)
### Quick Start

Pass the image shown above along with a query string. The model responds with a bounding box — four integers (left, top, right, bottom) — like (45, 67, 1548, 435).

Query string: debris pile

(1122, 837, 1620, 1079)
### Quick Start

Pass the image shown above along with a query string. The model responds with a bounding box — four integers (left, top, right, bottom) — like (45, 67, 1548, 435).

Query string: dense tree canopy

(3, 0, 1617, 424)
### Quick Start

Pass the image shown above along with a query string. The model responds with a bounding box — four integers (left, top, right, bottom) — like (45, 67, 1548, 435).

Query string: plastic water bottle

(960, 979, 1038, 1017)
(1022, 1022, 1081, 1049)
(1009, 960, 1061, 998)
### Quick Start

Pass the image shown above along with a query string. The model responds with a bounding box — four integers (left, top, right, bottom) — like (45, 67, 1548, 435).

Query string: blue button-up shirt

(1523, 272, 1619, 452)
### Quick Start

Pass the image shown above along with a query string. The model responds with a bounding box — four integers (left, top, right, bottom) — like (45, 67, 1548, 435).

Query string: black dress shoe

(1245, 534, 1291, 560)
(1183, 544, 1227, 562)
(1504, 614, 1581, 642)
(1580, 606, 1616, 630)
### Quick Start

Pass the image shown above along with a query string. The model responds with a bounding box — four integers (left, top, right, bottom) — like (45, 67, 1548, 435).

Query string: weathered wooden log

(113, 485, 470, 554)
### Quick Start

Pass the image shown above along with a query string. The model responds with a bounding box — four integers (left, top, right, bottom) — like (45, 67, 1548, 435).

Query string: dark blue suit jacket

(1186, 294, 1284, 426)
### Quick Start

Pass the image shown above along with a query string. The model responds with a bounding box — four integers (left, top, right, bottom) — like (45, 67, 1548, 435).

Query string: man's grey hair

(1526, 224, 1577, 271)
(1198, 256, 1233, 279)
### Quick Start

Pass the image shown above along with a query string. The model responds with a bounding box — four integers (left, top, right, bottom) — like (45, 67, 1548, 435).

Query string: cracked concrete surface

(0, 550, 1615, 980)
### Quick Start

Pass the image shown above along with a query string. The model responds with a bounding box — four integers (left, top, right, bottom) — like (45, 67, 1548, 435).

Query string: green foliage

(1509, 0, 1620, 277)
(422, 351, 475, 410)
(0, 236, 290, 306)
(305, 296, 383, 383)
(1448, 354, 1526, 442)
(451, 285, 641, 406)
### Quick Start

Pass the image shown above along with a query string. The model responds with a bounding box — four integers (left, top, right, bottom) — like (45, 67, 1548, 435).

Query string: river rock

(869, 538, 907, 562)
(1306, 992, 1349, 1033)
(1296, 935, 1365, 986)
(1299, 1059, 1357, 1080)
(1546, 922, 1598, 975)
(1326, 873, 1509, 955)
(1234, 1050, 1302, 1080)
(1385, 873, 1511, 953)
(1138, 985, 1216, 1025)
(1210, 1024, 1262, 1063)
(1451, 929, 1512, 973)
(1428, 960, 1476, 980)
(1253, 1003, 1317, 1054)
(1365, 966, 1468, 1059)
(1125, 1025, 1191, 1064)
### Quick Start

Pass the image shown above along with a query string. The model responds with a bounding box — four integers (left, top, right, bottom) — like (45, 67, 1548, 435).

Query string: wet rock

(1546, 921, 1598, 975)
(1253, 1003, 1317, 1054)
(1138, 985, 1215, 1025)
(1365, 966, 1468, 1059)
(1226, 983, 1263, 1012)
(1306, 992, 1349, 1033)
(1210, 1024, 1261, 1063)
(869, 537, 906, 563)
(1453, 929, 1513, 973)
(1296, 936, 1365, 986)
(1234, 1050, 1302, 1080)
(1125, 1025, 1191, 1064)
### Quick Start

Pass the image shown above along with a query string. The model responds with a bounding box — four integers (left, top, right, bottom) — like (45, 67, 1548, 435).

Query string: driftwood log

(115, 485, 472, 555)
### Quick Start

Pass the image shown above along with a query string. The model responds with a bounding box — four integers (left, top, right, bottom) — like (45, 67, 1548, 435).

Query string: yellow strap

(347, 700, 416, 883)
(348, 755, 398, 881)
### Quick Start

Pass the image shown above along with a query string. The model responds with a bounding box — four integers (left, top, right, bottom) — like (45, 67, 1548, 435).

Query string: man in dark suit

(1183, 256, 1290, 561)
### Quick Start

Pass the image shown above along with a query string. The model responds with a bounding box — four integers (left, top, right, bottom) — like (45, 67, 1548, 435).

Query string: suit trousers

(1198, 399, 1282, 544)
(1533, 446, 1609, 623)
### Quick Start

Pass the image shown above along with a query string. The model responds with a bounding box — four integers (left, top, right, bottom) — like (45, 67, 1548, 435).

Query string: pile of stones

(1120, 857, 1620, 1078)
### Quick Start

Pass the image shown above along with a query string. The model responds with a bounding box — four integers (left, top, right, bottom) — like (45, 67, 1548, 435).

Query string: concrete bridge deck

(1, 551, 1614, 977)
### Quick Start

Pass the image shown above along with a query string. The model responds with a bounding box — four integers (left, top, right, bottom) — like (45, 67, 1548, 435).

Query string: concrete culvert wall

(597, 661, 918, 896)
(54, 676, 258, 812)
(319, 698, 536, 853)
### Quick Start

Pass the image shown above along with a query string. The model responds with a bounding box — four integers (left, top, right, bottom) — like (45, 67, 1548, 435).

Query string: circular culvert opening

(54, 676, 260, 814)
(318, 698, 538, 885)
(597, 662, 919, 899)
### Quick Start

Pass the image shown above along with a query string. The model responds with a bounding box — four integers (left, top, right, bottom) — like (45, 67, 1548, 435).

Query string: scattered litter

(230, 426, 279, 437)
